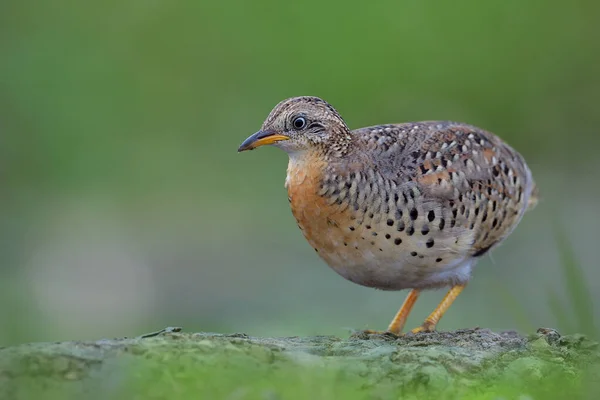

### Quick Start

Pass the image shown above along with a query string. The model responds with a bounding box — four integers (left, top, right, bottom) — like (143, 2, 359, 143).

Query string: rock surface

(1, 327, 598, 398)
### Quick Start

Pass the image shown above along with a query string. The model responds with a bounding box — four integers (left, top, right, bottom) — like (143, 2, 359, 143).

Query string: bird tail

(527, 184, 539, 211)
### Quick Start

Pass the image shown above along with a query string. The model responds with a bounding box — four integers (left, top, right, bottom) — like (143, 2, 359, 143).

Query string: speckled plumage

(239, 96, 537, 334)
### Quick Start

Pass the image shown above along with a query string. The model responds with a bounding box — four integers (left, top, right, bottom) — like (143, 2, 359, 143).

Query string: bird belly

(309, 220, 475, 291)
(287, 172, 473, 290)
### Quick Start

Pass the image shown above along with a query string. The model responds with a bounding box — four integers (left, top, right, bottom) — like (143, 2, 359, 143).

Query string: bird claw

(410, 322, 436, 334)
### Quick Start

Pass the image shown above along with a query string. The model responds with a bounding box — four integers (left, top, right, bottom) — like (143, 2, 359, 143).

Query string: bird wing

(353, 121, 536, 257)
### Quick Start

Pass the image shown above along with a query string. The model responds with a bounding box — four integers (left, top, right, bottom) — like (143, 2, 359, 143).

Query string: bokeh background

(1, 0, 599, 346)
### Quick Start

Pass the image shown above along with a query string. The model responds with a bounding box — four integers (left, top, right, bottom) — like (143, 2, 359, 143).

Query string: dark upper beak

(237, 130, 290, 152)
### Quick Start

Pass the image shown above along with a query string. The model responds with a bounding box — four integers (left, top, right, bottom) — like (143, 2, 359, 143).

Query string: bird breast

(285, 152, 473, 291)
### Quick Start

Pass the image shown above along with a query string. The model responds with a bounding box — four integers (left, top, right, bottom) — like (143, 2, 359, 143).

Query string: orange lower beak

(238, 130, 290, 152)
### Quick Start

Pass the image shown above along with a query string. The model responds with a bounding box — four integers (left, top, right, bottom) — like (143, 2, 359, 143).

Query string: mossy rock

(1, 328, 598, 399)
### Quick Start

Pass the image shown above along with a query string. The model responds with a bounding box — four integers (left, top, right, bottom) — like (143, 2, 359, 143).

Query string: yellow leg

(411, 284, 466, 333)
(387, 289, 421, 335)
(361, 289, 420, 336)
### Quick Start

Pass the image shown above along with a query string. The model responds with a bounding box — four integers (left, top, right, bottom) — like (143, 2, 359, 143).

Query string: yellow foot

(410, 321, 436, 334)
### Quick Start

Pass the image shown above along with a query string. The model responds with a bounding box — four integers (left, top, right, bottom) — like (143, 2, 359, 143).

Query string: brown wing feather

(413, 123, 535, 256)
(352, 122, 536, 257)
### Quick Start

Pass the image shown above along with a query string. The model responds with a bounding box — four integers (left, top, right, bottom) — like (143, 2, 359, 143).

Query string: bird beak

(237, 130, 290, 152)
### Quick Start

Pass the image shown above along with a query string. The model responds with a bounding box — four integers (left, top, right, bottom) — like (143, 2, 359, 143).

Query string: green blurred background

(1, 0, 598, 346)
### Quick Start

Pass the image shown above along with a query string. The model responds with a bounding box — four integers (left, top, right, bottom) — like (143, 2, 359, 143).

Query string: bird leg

(386, 289, 421, 335)
(411, 284, 466, 333)
(361, 289, 420, 336)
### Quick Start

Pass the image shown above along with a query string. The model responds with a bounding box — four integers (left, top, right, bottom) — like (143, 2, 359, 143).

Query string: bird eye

(292, 116, 307, 130)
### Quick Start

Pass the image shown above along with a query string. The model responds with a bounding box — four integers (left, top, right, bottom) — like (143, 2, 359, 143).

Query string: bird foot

(410, 321, 436, 334)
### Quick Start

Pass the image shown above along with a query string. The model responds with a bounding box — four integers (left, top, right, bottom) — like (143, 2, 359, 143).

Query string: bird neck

(285, 149, 328, 192)
(322, 129, 356, 158)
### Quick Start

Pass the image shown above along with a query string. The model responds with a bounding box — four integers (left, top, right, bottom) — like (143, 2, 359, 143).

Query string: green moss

(2, 329, 599, 399)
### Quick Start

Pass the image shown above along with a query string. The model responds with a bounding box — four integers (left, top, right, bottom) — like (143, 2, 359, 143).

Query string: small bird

(238, 96, 537, 335)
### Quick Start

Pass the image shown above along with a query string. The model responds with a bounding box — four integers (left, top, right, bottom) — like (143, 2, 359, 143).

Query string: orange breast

(284, 152, 475, 290)
(286, 154, 343, 259)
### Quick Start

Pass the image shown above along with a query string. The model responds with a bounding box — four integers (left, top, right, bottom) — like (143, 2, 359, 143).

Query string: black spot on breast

(421, 226, 430, 235)
(395, 210, 403, 219)
(407, 226, 415, 236)
(427, 210, 435, 222)
(410, 251, 417, 257)
(410, 208, 418, 220)
(366, 225, 371, 229)
(426, 238, 434, 248)
(385, 233, 391, 239)
(436, 258, 443, 262)
(492, 218, 498, 228)
(439, 218, 445, 230)
(372, 232, 378, 236)
(349, 226, 355, 231)
(387, 219, 394, 226)
(394, 238, 402, 245)
(397, 221, 405, 232)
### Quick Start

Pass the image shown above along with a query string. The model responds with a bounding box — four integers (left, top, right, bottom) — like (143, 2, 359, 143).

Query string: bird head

(238, 96, 353, 156)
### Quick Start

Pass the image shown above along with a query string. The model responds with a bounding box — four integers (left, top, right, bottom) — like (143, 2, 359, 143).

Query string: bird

(238, 96, 537, 335)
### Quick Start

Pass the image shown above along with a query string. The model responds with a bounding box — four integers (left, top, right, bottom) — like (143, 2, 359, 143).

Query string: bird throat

(285, 151, 335, 249)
